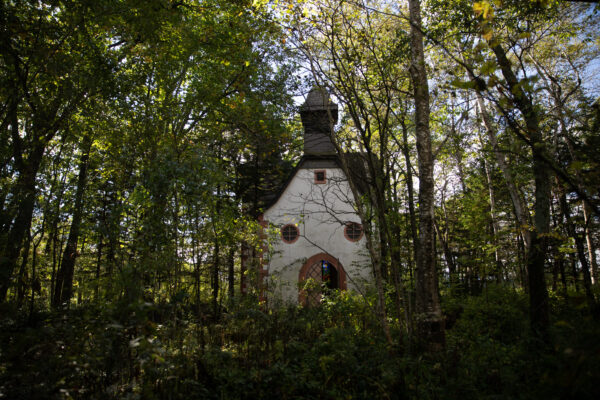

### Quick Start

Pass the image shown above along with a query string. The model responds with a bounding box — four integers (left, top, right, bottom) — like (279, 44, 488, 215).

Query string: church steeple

(300, 87, 338, 156)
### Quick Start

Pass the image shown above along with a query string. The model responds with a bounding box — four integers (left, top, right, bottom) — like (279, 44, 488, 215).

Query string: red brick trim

(298, 253, 347, 304)
(258, 214, 268, 229)
(281, 224, 300, 244)
(314, 169, 326, 184)
(257, 214, 269, 302)
(344, 222, 364, 242)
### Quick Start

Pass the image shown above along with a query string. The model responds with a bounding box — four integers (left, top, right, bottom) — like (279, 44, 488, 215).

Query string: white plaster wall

(263, 167, 372, 304)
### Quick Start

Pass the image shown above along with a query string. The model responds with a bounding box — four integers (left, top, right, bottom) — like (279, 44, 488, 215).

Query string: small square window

(314, 170, 326, 184)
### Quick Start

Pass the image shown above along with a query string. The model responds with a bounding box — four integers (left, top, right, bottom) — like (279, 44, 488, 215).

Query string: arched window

(281, 224, 299, 244)
(344, 222, 363, 242)
(299, 253, 346, 306)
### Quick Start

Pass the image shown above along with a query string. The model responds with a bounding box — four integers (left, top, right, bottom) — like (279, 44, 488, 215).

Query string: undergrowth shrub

(1, 286, 600, 399)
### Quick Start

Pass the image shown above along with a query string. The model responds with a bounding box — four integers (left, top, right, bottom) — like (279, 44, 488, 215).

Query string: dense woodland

(1, 0, 600, 398)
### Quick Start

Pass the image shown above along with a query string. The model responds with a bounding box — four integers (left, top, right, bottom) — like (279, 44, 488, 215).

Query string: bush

(2, 286, 600, 399)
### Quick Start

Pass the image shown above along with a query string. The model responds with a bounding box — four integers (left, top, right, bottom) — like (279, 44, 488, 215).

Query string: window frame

(314, 169, 326, 184)
(344, 222, 364, 242)
(281, 224, 300, 244)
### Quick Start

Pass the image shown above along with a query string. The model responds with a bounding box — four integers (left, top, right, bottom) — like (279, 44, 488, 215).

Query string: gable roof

(261, 153, 372, 212)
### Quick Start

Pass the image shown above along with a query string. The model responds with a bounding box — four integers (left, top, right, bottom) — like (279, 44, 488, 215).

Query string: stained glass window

(322, 261, 331, 282)
(321, 261, 338, 290)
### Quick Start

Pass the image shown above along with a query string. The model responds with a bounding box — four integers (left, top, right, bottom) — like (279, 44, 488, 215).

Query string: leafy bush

(1, 287, 600, 399)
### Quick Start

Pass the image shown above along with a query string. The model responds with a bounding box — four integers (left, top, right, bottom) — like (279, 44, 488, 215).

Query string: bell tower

(300, 87, 338, 156)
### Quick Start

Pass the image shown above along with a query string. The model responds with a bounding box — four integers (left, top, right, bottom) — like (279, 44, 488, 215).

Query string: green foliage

(442, 288, 530, 398)
(1, 1, 600, 398)
(1, 0, 299, 309)
(2, 288, 600, 399)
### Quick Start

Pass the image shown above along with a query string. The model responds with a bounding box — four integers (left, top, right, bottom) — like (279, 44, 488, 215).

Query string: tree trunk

(583, 202, 598, 285)
(476, 91, 531, 249)
(557, 184, 597, 309)
(516, 233, 527, 289)
(53, 135, 92, 308)
(400, 117, 419, 268)
(478, 137, 503, 283)
(439, 187, 458, 287)
(95, 235, 103, 301)
(0, 144, 44, 302)
(172, 187, 181, 293)
(434, 219, 457, 285)
(212, 182, 221, 317)
(105, 193, 118, 298)
(550, 196, 568, 295)
(490, 43, 550, 340)
(408, 0, 445, 350)
(390, 211, 413, 338)
(28, 233, 42, 321)
(212, 238, 220, 318)
(228, 247, 235, 301)
(16, 225, 32, 306)
(532, 57, 599, 286)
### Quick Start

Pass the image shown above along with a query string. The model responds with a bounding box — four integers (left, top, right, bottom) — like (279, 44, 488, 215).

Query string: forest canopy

(1, 0, 599, 399)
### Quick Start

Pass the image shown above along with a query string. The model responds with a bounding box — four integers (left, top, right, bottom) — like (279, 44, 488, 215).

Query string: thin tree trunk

(0, 145, 44, 302)
(476, 91, 531, 249)
(479, 140, 503, 283)
(400, 117, 419, 267)
(95, 234, 103, 301)
(212, 184, 222, 318)
(49, 164, 70, 305)
(558, 184, 597, 309)
(568, 250, 579, 291)
(390, 214, 413, 338)
(439, 187, 458, 286)
(172, 189, 181, 293)
(450, 95, 467, 193)
(212, 238, 220, 318)
(550, 197, 566, 295)
(408, 0, 445, 350)
(583, 202, 598, 284)
(516, 232, 527, 289)
(192, 209, 202, 314)
(490, 42, 550, 340)
(53, 135, 92, 308)
(16, 225, 32, 306)
(28, 232, 42, 321)
(378, 221, 390, 282)
(532, 57, 599, 286)
(434, 220, 456, 285)
(228, 247, 235, 302)
(50, 227, 58, 305)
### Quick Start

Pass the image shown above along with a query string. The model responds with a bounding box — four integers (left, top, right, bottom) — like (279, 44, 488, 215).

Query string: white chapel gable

(259, 88, 372, 305)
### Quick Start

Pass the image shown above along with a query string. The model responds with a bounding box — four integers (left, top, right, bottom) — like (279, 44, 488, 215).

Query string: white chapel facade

(244, 88, 372, 305)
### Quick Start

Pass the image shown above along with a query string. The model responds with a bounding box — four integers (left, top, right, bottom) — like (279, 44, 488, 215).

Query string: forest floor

(1, 287, 600, 399)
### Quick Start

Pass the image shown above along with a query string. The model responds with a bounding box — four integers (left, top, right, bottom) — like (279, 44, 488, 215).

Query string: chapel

(241, 88, 372, 305)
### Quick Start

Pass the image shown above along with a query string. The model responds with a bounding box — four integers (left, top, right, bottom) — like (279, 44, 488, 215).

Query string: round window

(344, 222, 363, 242)
(281, 224, 299, 243)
